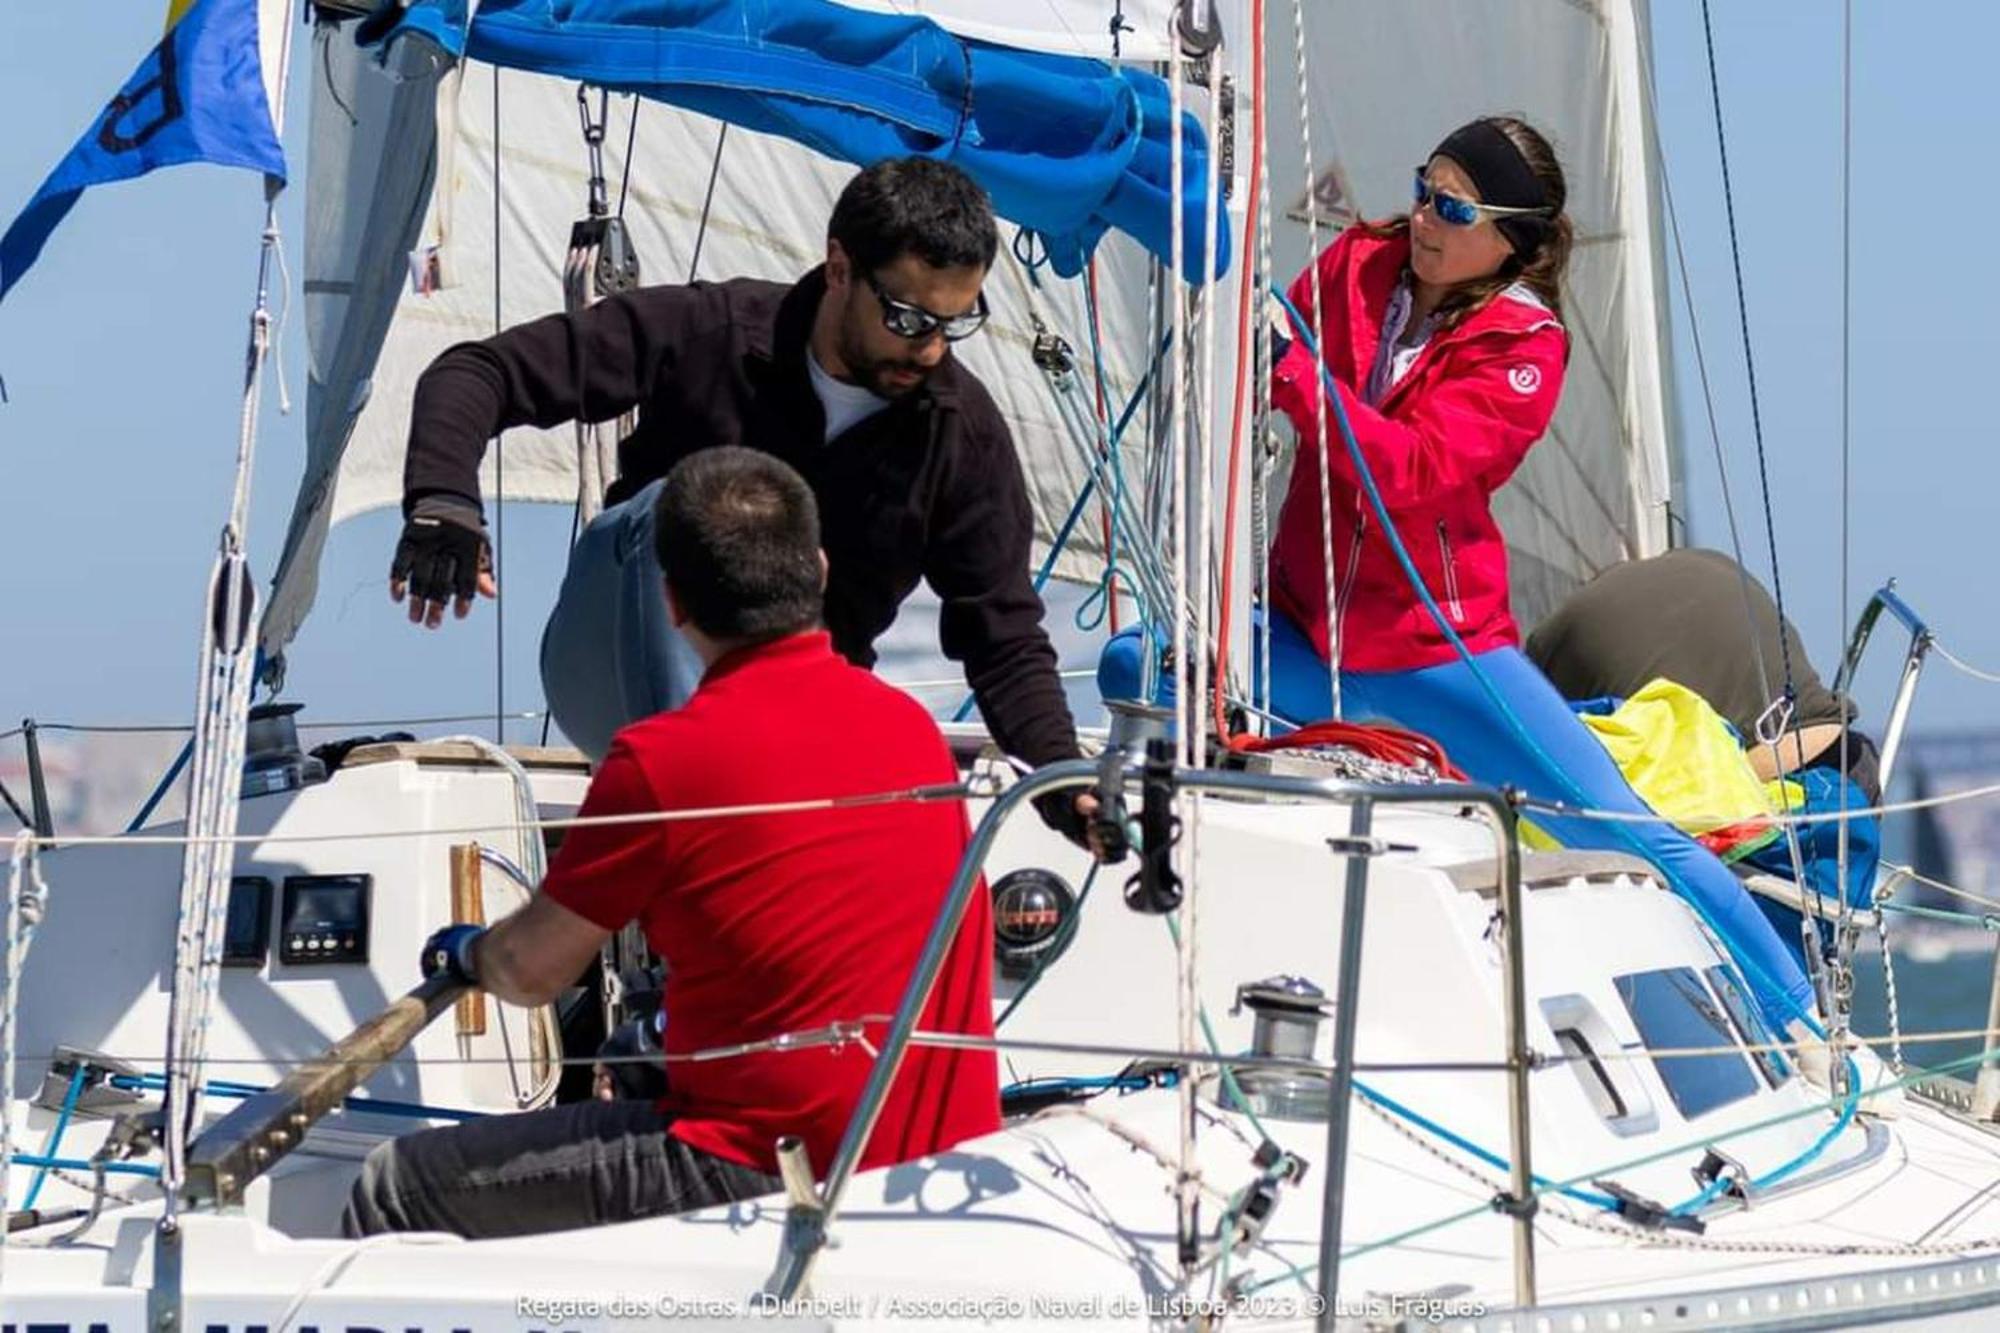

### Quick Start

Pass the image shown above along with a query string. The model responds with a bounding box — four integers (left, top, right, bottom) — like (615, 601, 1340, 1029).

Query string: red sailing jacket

(1269, 227, 1568, 674)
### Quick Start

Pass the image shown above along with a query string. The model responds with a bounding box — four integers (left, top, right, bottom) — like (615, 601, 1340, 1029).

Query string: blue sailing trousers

(539, 479, 705, 763)
(1264, 609, 1815, 1028)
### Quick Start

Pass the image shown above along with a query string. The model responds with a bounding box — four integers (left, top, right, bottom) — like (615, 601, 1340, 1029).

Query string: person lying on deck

(346, 449, 999, 1239)
(1526, 546, 1881, 802)
(1256, 115, 1824, 1051)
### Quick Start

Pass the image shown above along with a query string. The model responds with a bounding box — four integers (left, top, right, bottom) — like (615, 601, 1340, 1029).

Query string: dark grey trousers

(342, 1097, 782, 1239)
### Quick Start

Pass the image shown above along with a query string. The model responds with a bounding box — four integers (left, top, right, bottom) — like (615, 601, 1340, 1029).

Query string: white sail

(1265, 0, 1676, 628)
(271, 0, 1673, 657)
(267, 7, 1172, 656)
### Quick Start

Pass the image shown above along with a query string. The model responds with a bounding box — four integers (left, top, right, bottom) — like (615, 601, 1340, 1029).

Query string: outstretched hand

(389, 503, 497, 628)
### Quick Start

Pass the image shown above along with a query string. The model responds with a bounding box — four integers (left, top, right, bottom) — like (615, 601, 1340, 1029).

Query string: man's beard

(836, 323, 934, 399)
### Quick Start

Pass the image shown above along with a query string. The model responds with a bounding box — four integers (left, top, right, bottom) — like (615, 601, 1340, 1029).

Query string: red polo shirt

(541, 630, 1000, 1175)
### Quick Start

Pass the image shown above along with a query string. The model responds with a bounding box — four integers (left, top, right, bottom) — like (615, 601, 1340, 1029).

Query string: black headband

(1430, 120, 1554, 253)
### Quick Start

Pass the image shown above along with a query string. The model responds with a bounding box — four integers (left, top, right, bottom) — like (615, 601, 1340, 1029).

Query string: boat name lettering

(1, 1326, 475, 1333)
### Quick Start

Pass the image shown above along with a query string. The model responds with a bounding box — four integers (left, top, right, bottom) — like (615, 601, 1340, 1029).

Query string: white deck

(6, 744, 1998, 1330)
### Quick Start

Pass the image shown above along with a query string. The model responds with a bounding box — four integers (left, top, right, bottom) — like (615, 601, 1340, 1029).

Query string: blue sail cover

(366, 0, 1228, 282)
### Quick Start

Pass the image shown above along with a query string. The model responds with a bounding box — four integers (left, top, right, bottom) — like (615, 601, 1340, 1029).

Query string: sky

(0, 2, 1994, 778)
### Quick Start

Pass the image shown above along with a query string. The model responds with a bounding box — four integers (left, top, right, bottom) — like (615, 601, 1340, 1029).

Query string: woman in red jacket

(1266, 116, 1816, 1035)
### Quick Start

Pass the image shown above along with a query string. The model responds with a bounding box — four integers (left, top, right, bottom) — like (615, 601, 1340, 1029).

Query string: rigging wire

(1697, 0, 1797, 706)
(615, 96, 640, 218)
(1831, 0, 1859, 1083)
(1086, 259, 1120, 632)
(492, 66, 506, 747)
(686, 122, 729, 283)
(1286, 0, 1340, 721)
(1164, 14, 1198, 1277)
(1685, 0, 1822, 1012)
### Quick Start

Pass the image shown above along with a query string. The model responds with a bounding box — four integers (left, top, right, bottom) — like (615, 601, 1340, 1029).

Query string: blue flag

(0, 0, 288, 304)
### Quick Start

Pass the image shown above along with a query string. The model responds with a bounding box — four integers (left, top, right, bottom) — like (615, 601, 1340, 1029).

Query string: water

(1849, 932, 1998, 1076)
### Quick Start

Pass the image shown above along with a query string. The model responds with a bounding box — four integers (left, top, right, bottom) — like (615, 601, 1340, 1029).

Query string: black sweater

(403, 268, 1078, 767)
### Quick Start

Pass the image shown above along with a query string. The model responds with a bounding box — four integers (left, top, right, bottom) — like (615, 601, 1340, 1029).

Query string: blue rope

(126, 737, 193, 833)
(1269, 284, 1820, 1043)
(6, 1153, 159, 1178)
(21, 1065, 86, 1209)
(1671, 1054, 1860, 1215)
(1353, 1077, 1620, 1211)
(109, 1073, 487, 1123)
(1002, 1071, 1172, 1099)
(127, 648, 273, 832)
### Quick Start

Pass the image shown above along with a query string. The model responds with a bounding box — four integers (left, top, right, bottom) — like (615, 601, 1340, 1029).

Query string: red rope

(1230, 719, 1468, 782)
(1210, 0, 1264, 745)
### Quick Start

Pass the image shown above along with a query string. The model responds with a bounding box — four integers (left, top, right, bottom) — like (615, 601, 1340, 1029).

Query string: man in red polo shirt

(345, 447, 999, 1239)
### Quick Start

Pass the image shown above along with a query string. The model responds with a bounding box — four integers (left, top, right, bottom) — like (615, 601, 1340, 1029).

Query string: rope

(1165, 21, 1198, 1276)
(1878, 863, 2000, 915)
(1519, 776, 2000, 829)
(1832, 0, 1860, 1102)
(1697, 0, 1797, 710)
(614, 96, 640, 218)
(33, 1011, 2000, 1080)
(21, 1066, 86, 1210)
(1086, 259, 1119, 633)
(1680, 6, 1830, 996)
(686, 122, 728, 282)
(1933, 640, 2000, 686)
(5, 778, 990, 851)
(493, 65, 506, 742)
(1286, 0, 1341, 720)
(1245, 1041, 2000, 1296)
(159, 10, 300, 1202)
(32, 764, 2000, 855)
(1253, 52, 1276, 730)
(1229, 719, 1466, 779)
(1874, 896, 1908, 1075)
(1026, 1103, 1233, 1205)
(1, 711, 551, 736)
(1877, 902, 2000, 931)
(1210, 0, 1265, 742)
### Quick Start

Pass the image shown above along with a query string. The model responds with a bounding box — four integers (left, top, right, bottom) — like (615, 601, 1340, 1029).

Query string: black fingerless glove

(1031, 788, 1091, 852)
(391, 496, 489, 603)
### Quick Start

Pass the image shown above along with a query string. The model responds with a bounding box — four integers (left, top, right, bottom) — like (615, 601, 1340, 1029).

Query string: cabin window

(1615, 968, 1760, 1119)
(1705, 964, 1791, 1088)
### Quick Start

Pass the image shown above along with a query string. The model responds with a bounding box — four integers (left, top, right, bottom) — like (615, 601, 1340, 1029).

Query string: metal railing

(755, 756, 1537, 1318)
(1832, 582, 1933, 796)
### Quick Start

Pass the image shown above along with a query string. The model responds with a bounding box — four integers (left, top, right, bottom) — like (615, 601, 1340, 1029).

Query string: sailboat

(8, 1, 2000, 1328)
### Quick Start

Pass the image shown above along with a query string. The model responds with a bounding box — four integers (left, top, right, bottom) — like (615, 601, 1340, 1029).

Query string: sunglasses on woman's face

(863, 270, 990, 342)
(1411, 168, 1547, 229)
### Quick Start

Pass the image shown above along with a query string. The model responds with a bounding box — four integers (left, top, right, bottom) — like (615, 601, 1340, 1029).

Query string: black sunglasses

(862, 270, 989, 342)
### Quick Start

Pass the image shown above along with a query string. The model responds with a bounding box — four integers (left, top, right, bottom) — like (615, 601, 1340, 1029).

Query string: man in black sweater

(388, 157, 1089, 840)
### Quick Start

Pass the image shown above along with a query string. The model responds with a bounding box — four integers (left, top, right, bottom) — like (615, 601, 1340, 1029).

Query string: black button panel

(279, 874, 372, 965)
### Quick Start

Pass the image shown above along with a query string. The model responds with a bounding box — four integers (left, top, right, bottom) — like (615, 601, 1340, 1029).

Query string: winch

(1219, 974, 1334, 1122)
